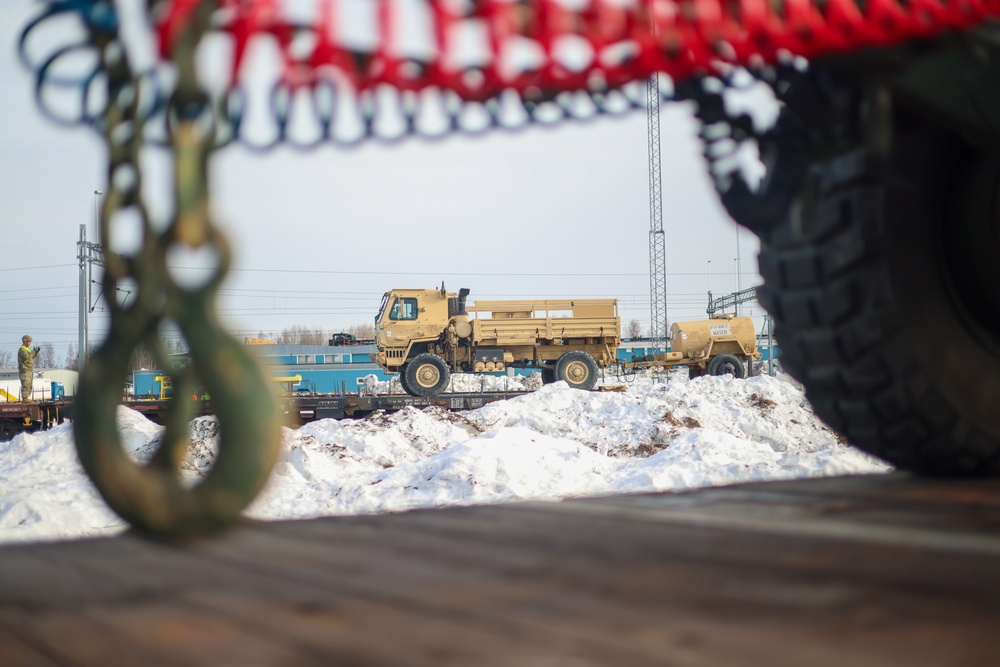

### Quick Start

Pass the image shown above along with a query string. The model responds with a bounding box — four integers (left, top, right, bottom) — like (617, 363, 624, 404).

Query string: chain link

(69, 0, 281, 540)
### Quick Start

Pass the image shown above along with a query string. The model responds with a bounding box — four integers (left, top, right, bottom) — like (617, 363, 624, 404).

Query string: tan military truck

(372, 285, 620, 396)
(624, 314, 760, 379)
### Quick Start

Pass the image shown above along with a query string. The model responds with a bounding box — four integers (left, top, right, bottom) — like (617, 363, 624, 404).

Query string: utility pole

(706, 286, 758, 317)
(767, 313, 775, 377)
(646, 73, 668, 347)
(78, 224, 86, 375)
(735, 228, 743, 315)
(78, 190, 103, 374)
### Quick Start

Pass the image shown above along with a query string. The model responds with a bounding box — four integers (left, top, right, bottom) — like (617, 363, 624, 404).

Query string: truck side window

(389, 297, 418, 321)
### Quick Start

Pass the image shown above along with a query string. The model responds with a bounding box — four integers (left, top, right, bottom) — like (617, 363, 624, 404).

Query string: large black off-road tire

(755, 109, 1000, 474)
(707, 354, 746, 379)
(398, 363, 412, 395)
(403, 354, 450, 397)
(541, 367, 556, 385)
(555, 351, 599, 391)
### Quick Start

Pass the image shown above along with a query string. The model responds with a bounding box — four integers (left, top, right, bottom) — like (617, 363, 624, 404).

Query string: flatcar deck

(3, 472, 1000, 666)
(120, 390, 532, 427)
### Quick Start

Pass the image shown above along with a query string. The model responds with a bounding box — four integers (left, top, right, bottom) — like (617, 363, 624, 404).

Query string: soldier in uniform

(18, 335, 40, 402)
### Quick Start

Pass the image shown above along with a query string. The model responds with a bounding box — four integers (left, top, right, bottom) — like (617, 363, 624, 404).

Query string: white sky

(0, 0, 763, 362)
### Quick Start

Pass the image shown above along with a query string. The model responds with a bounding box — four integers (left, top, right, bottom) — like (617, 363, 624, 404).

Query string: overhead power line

(0, 264, 75, 273)
(182, 266, 752, 278)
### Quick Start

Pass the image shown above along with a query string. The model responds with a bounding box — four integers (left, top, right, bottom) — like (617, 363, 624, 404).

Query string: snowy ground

(0, 372, 891, 544)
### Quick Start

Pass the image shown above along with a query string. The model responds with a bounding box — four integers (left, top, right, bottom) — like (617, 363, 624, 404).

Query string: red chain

(157, 0, 1000, 100)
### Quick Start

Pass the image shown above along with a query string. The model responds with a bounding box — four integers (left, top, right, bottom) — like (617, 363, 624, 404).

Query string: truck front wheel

(555, 351, 599, 391)
(398, 363, 411, 395)
(707, 354, 746, 379)
(404, 354, 450, 397)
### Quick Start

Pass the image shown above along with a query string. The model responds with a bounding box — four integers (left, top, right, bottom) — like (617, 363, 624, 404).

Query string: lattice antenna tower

(646, 73, 668, 345)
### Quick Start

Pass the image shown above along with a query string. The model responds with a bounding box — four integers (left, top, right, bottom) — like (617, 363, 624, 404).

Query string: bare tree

(130, 344, 157, 371)
(626, 319, 642, 339)
(277, 326, 298, 344)
(64, 344, 78, 370)
(308, 326, 328, 345)
(163, 337, 187, 355)
(279, 325, 327, 345)
(37, 342, 56, 369)
(0, 349, 12, 369)
(125, 337, 189, 372)
(347, 323, 376, 340)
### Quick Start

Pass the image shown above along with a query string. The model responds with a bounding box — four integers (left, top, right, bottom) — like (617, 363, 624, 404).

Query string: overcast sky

(1, 0, 763, 363)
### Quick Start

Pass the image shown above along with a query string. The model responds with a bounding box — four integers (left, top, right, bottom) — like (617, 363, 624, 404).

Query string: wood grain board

(2, 472, 1000, 666)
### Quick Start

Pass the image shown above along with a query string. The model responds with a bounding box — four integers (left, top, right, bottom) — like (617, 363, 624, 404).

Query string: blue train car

(132, 343, 393, 397)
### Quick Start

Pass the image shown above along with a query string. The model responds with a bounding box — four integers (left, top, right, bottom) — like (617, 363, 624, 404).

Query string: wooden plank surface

(2, 472, 1000, 666)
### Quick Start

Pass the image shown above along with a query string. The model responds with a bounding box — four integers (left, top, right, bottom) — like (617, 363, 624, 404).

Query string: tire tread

(753, 135, 1000, 474)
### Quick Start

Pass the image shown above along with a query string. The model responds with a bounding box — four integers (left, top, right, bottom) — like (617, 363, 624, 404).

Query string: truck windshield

(389, 297, 418, 321)
(375, 293, 389, 324)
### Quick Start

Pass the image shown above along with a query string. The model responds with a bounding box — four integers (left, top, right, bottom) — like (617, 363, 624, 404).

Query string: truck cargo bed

(470, 299, 619, 344)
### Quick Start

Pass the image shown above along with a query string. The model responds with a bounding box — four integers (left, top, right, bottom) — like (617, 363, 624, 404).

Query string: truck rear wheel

(404, 354, 450, 397)
(707, 354, 746, 379)
(555, 351, 598, 391)
(753, 107, 1000, 474)
(541, 367, 556, 384)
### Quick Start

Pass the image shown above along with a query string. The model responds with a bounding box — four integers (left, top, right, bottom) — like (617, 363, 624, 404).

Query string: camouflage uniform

(18, 336, 39, 402)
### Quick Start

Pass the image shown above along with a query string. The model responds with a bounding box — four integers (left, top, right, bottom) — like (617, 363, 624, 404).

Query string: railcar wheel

(707, 354, 746, 379)
(754, 108, 1000, 474)
(555, 351, 598, 391)
(0, 420, 18, 442)
(404, 354, 450, 397)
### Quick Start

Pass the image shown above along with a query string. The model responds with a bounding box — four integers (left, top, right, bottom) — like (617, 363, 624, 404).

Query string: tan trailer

(624, 314, 760, 379)
(372, 284, 620, 396)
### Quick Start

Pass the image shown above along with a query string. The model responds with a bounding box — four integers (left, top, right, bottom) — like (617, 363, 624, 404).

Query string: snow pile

(0, 407, 160, 543)
(364, 371, 542, 395)
(0, 375, 890, 543)
(133, 413, 221, 477)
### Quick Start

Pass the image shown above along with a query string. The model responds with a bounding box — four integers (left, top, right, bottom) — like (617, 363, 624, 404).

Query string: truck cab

(373, 287, 454, 373)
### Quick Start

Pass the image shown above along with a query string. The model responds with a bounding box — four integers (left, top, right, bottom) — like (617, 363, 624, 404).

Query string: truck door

(380, 295, 430, 353)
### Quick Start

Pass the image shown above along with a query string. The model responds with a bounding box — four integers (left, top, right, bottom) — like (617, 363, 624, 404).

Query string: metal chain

(23, 0, 999, 151)
(70, 0, 281, 540)
(18, 5, 650, 150)
(683, 68, 813, 236)
(685, 64, 888, 237)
